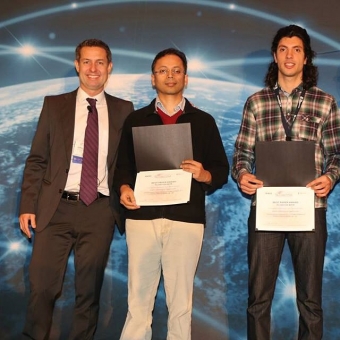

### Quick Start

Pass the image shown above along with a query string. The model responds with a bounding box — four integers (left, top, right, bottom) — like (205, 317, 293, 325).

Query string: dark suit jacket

(19, 89, 133, 234)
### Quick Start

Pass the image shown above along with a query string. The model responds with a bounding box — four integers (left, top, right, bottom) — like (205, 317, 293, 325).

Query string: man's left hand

(181, 160, 212, 184)
(307, 175, 332, 197)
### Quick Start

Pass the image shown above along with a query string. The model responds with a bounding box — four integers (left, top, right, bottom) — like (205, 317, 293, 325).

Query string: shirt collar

(276, 82, 304, 96)
(77, 87, 105, 105)
(155, 96, 185, 115)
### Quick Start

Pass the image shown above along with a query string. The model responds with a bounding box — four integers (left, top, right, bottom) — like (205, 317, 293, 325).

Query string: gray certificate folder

(132, 123, 193, 171)
(255, 141, 315, 186)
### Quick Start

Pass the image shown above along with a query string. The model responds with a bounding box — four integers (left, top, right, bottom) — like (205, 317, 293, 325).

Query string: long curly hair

(264, 25, 318, 89)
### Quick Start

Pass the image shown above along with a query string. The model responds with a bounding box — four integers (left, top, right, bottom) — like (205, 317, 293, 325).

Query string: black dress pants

(247, 207, 327, 340)
(22, 197, 115, 340)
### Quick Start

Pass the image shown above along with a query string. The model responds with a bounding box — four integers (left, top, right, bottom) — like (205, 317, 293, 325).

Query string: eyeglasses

(153, 68, 184, 76)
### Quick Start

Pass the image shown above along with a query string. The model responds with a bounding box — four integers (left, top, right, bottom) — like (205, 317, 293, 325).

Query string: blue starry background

(1, 1, 340, 339)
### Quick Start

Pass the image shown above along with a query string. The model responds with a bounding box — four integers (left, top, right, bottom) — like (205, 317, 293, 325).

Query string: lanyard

(274, 86, 306, 141)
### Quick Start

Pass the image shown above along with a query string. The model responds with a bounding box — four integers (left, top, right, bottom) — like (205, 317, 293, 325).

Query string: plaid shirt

(232, 85, 340, 208)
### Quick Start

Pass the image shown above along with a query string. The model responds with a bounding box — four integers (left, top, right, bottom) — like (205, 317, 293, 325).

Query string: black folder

(132, 123, 193, 172)
(255, 141, 315, 186)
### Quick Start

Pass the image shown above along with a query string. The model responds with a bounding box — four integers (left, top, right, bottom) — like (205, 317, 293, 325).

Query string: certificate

(134, 169, 192, 206)
(256, 187, 315, 231)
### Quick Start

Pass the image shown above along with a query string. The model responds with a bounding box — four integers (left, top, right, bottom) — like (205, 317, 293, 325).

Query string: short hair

(264, 25, 318, 89)
(151, 48, 187, 74)
(75, 39, 112, 63)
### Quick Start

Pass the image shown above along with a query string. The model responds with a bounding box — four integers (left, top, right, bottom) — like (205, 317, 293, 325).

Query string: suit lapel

(106, 93, 120, 169)
(60, 90, 77, 164)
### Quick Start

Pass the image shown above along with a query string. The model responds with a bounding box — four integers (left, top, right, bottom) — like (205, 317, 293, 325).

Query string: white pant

(120, 218, 204, 340)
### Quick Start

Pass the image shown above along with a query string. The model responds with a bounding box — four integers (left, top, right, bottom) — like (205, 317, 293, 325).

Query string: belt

(61, 191, 108, 201)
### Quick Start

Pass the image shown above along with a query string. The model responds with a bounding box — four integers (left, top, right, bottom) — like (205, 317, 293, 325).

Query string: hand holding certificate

(132, 124, 193, 206)
(255, 141, 316, 231)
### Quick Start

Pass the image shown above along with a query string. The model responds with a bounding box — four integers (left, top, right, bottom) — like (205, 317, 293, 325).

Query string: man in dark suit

(19, 39, 134, 340)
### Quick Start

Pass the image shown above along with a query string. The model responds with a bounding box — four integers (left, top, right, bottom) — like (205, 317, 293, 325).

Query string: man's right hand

(238, 172, 263, 195)
(120, 185, 140, 210)
(19, 213, 36, 239)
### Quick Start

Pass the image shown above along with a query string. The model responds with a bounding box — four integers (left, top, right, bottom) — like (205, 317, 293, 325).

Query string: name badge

(72, 155, 83, 164)
(72, 140, 84, 164)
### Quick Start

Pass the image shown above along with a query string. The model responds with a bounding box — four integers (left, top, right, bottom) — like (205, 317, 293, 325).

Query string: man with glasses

(114, 48, 229, 339)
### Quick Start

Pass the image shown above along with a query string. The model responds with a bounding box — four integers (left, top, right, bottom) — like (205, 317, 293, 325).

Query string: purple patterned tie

(79, 98, 99, 205)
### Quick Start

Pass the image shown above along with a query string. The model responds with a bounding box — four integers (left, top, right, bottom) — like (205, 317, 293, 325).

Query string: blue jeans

(247, 207, 327, 340)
